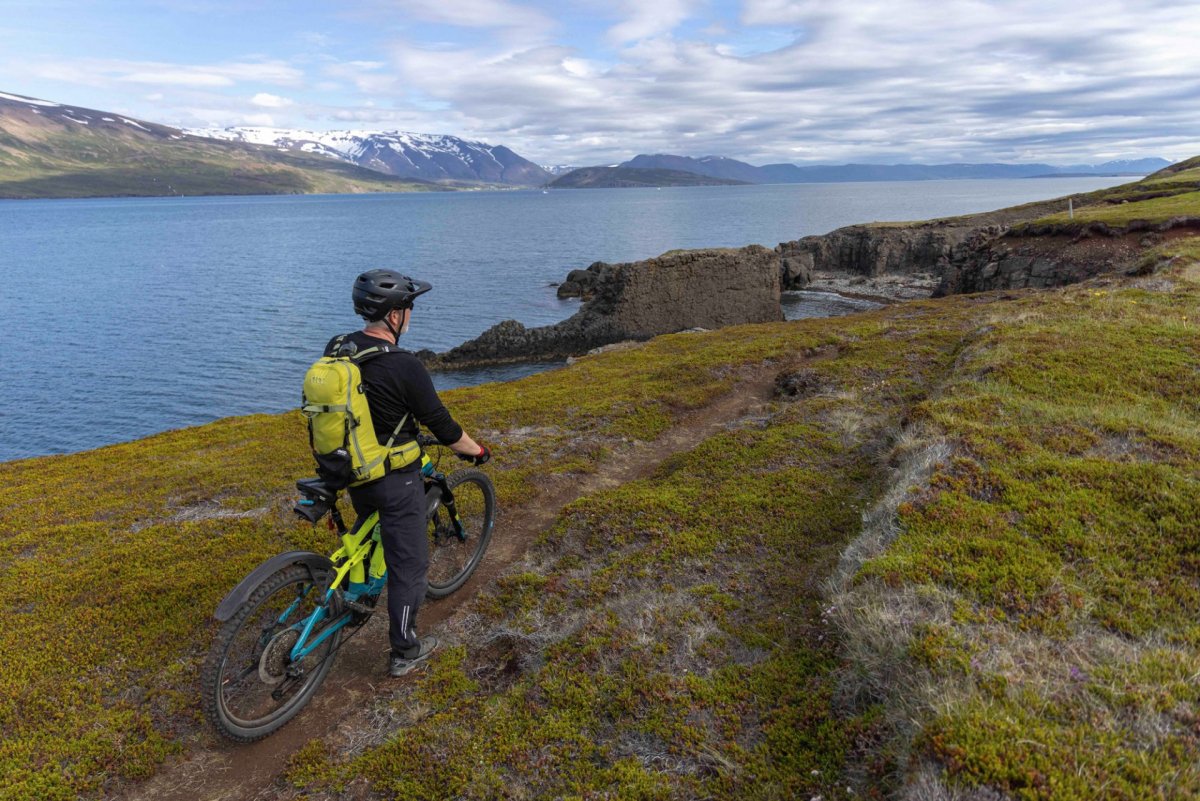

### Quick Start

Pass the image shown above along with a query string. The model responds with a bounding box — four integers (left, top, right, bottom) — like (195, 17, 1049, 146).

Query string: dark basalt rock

(775, 223, 987, 291)
(936, 217, 1200, 295)
(776, 210, 1200, 300)
(555, 262, 611, 299)
(428, 246, 782, 368)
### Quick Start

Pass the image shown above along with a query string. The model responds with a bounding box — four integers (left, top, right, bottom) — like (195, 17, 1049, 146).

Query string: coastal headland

(2, 162, 1198, 800)
(428, 157, 1200, 369)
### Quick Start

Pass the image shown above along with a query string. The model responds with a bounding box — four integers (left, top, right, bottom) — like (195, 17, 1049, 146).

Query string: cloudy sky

(4, 0, 1199, 166)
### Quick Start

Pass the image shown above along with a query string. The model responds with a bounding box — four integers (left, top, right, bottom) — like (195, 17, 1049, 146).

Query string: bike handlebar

(416, 433, 438, 448)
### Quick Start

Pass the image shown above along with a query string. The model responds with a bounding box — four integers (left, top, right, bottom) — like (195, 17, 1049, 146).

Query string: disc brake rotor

(258, 628, 301, 685)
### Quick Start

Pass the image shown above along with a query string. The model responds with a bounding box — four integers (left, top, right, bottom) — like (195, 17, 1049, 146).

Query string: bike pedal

(344, 598, 377, 615)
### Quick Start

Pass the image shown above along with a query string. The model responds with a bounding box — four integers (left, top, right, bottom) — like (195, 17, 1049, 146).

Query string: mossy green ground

(285, 301, 981, 800)
(287, 240, 1199, 799)
(1, 175, 1197, 798)
(0, 312, 825, 799)
(854, 243, 1200, 799)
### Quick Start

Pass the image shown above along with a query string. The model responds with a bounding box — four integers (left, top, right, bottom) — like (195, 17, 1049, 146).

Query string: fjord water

(0, 177, 1128, 461)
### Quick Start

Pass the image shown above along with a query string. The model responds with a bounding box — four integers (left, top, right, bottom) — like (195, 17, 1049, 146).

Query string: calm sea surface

(0, 177, 1129, 461)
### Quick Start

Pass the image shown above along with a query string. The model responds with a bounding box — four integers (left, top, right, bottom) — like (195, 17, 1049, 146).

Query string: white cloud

(21, 58, 305, 89)
(122, 70, 233, 87)
(388, 0, 551, 30)
(251, 92, 293, 108)
(174, 106, 277, 128)
(740, 0, 797, 26)
(299, 31, 334, 49)
(322, 60, 398, 93)
(607, 0, 699, 43)
(8, 2, 1198, 165)
(361, 1, 1200, 165)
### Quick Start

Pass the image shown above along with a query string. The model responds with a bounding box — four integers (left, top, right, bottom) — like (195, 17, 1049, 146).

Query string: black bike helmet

(352, 269, 432, 321)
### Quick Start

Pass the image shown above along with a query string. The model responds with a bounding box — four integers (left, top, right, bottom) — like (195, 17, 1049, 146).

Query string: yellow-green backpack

(301, 336, 420, 488)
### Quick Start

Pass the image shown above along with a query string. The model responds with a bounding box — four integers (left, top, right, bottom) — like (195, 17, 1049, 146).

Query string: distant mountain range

(619, 154, 1171, 184)
(0, 89, 1172, 199)
(0, 91, 434, 198)
(549, 166, 748, 189)
(189, 127, 551, 186)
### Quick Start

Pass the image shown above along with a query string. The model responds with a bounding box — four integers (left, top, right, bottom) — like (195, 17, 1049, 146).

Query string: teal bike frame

(285, 456, 464, 665)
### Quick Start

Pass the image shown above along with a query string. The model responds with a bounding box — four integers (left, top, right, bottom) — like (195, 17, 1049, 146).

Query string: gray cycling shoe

(389, 636, 439, 677)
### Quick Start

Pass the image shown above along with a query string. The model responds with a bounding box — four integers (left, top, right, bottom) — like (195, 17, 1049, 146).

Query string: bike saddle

(296, 478, 338, 503)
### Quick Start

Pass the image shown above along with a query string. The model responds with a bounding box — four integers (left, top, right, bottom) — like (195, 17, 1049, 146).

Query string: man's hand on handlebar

(456, 444, 491, 466)
(420, 431, 491, 466)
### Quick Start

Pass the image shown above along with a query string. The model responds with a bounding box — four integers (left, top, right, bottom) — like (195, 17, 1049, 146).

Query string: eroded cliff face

(938, 220, 1200, 294)
(428, 246, 782, 367)
(777, 223, 980, 287)
(777, 220, 1137, 298)
(773, 196, 1089, 297)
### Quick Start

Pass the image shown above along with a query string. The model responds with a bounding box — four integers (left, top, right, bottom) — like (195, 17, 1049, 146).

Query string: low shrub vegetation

(833, 238, 1200, 799)
(0, 310, 825, 799)
(1, 172, 1197, 799)
(284, 292, 983, 800)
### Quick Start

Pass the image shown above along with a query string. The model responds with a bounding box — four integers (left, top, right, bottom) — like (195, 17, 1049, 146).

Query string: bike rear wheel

(201, 564, 342, 742)
(426, 469, 496, 598)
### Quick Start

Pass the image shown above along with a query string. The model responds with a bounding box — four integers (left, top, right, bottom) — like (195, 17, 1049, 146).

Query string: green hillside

(0, 92, 435, 198)
(0, 169, 1198, 800)
(1015, 156, 1200, 230)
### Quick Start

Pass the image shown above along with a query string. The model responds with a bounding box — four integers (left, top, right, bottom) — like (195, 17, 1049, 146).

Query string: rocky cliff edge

(777, 162, 1200, 297)
(425, 246, 783, 368)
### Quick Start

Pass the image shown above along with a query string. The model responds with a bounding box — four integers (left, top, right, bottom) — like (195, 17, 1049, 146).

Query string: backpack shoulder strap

(322, 334, 402, 361)
(350, 342, 403, 364)
(324, 334, 350, 358)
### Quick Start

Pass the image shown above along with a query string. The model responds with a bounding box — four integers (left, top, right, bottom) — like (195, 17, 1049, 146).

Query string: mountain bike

(201, 434, 495, 742)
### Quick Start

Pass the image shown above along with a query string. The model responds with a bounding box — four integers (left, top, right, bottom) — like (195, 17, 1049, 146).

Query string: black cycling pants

(348, 469, 427, 654)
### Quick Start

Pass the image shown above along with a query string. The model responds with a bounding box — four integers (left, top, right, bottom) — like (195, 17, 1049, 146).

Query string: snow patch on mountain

(0, 91, 60, 107)
(185, 126, 550, 185)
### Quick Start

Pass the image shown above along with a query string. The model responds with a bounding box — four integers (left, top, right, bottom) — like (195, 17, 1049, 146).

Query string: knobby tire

(426, 468, 495, 599)
(201, 564, 341, 742)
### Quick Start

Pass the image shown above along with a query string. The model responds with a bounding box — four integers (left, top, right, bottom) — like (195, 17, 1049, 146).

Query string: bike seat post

(330, 503, 348, 535)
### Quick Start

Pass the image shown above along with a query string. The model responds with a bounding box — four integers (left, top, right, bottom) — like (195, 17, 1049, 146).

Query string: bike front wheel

(427, 469, 496, 598)
(201, 564, 342, 742)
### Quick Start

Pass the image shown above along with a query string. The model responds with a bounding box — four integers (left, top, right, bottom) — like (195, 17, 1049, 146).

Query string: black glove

(456, 444, 491, 466)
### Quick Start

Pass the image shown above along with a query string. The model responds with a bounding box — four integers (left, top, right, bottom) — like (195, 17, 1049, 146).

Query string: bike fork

(434, 478, 467, 540)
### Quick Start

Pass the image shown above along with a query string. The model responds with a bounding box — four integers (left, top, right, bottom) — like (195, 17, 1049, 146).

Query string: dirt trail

(117, 368, 780, 801)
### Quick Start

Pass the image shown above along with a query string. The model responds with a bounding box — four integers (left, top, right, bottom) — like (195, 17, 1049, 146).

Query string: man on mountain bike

(334, 269, 490, 677)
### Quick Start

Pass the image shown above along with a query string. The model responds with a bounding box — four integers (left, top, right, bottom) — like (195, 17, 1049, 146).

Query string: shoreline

(0, 287, 889, 465)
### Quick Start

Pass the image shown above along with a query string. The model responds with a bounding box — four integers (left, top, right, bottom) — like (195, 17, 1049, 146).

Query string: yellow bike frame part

(328, 511, 382, 589)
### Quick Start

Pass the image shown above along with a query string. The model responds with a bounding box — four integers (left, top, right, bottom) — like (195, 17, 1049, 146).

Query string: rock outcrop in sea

(424, 246, 782, 367)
